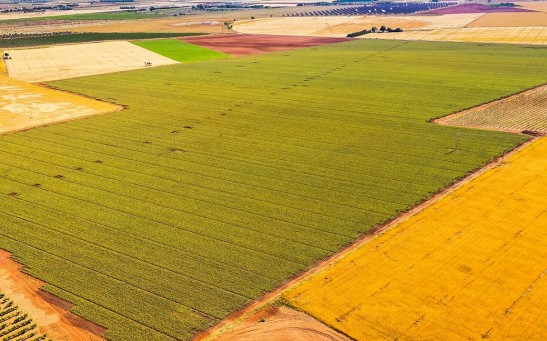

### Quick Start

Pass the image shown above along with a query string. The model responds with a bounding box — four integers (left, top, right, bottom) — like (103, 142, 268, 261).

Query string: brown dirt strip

(179, 34, 351, 57)
(0, 249, 106, 340)
(196, 136, 536, 341)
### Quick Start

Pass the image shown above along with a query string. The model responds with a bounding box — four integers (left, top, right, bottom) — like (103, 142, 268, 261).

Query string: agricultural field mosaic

(0, 40, 545, 340)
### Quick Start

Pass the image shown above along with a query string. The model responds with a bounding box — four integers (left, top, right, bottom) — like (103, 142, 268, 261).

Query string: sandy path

(0, 74, 119, 135)
(215, 306, 350, 341)
(4, 41, 178, 83)
(0, 250, 105, 340)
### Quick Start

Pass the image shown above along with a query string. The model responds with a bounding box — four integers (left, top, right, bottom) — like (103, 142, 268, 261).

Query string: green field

(0, 40, 545, 340)
(0, 33, 203, 48)
(133, 39, 228, 63)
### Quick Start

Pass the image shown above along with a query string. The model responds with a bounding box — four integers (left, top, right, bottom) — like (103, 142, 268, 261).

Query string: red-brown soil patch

(214, 305, 350, 341)
(179, 34, 351, 56)
(0, 250, 106, 340)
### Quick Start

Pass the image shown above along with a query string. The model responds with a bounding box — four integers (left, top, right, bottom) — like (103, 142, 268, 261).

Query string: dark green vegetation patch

(0, 32, 204, 48)
(133, 39, 228, 63)
(0, 40, 545, 340)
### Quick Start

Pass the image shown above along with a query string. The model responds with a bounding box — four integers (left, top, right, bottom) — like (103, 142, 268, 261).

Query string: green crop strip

(133, 39, 228, 63)
(0, 33, 204, 48)
(0, 40, 545, 340)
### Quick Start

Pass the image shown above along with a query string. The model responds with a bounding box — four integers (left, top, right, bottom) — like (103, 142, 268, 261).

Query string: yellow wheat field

(0, 75, 119, 134)
(285, 138, 547, 340)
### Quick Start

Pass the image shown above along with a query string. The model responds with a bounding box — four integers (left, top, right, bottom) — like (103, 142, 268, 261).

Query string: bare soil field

(233, 14, 484, 37)
(215, 306, 350, 341)
(0, 74, 119, 134)
(363, 26, 547, 45)
(436, 84, 547, 134)
(0, 250, 105, 340)
(467, 12, 547, 27)
(4, 41, 178, 82)
(180, 33, 350, 56)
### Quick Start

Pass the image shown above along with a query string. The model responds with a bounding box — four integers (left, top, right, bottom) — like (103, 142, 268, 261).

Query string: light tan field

(0, 74, 119, 134)
(285, 137, 547, 340)
(234, 14, 484, 37)
(54, 17, 229, 34)
(516, 1, 547, 13)
(214, 306, 350, 341)
(467, 12, 547, 27)
(4, 41, 178, 83)
(363, 26, 547, 45)
(0, 250, 105, 340)
(437, 85, 547, 134)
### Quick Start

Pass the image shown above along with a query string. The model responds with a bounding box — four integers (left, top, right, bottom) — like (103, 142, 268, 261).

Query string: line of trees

(347, 26, 403, 37)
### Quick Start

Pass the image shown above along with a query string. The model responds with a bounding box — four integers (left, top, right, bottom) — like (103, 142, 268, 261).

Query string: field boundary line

(195, 136, 540, 341)
(432, 83, 547, 135)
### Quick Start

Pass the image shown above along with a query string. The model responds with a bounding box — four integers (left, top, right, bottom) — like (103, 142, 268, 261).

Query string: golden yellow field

(285, 138, 547, 340)
(0, 74, 119, 134)
(467, 12, 547, 27)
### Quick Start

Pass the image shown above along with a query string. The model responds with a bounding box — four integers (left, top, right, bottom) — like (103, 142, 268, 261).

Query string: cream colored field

(516, 1, 547, 13)
(53, 18, 228, 34)
(0, 74, 118, 134)
(285, 138, 547, 340)
(468, 12, 547, 27)
(4, 41, 178, 83)
(234, 14, 483, 37)
(437, 85, 547, 134)
(363, 26, 547, 45)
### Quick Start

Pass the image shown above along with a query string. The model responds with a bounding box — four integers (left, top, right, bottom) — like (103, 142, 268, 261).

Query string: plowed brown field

(180, 34, 350, 56)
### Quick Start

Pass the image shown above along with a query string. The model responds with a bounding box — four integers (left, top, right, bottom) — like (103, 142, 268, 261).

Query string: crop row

(442, 85, 547, 133)
(0, 293, 46, 341)
(0, 40, 546, 340)
(0, 32, 203, 48)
